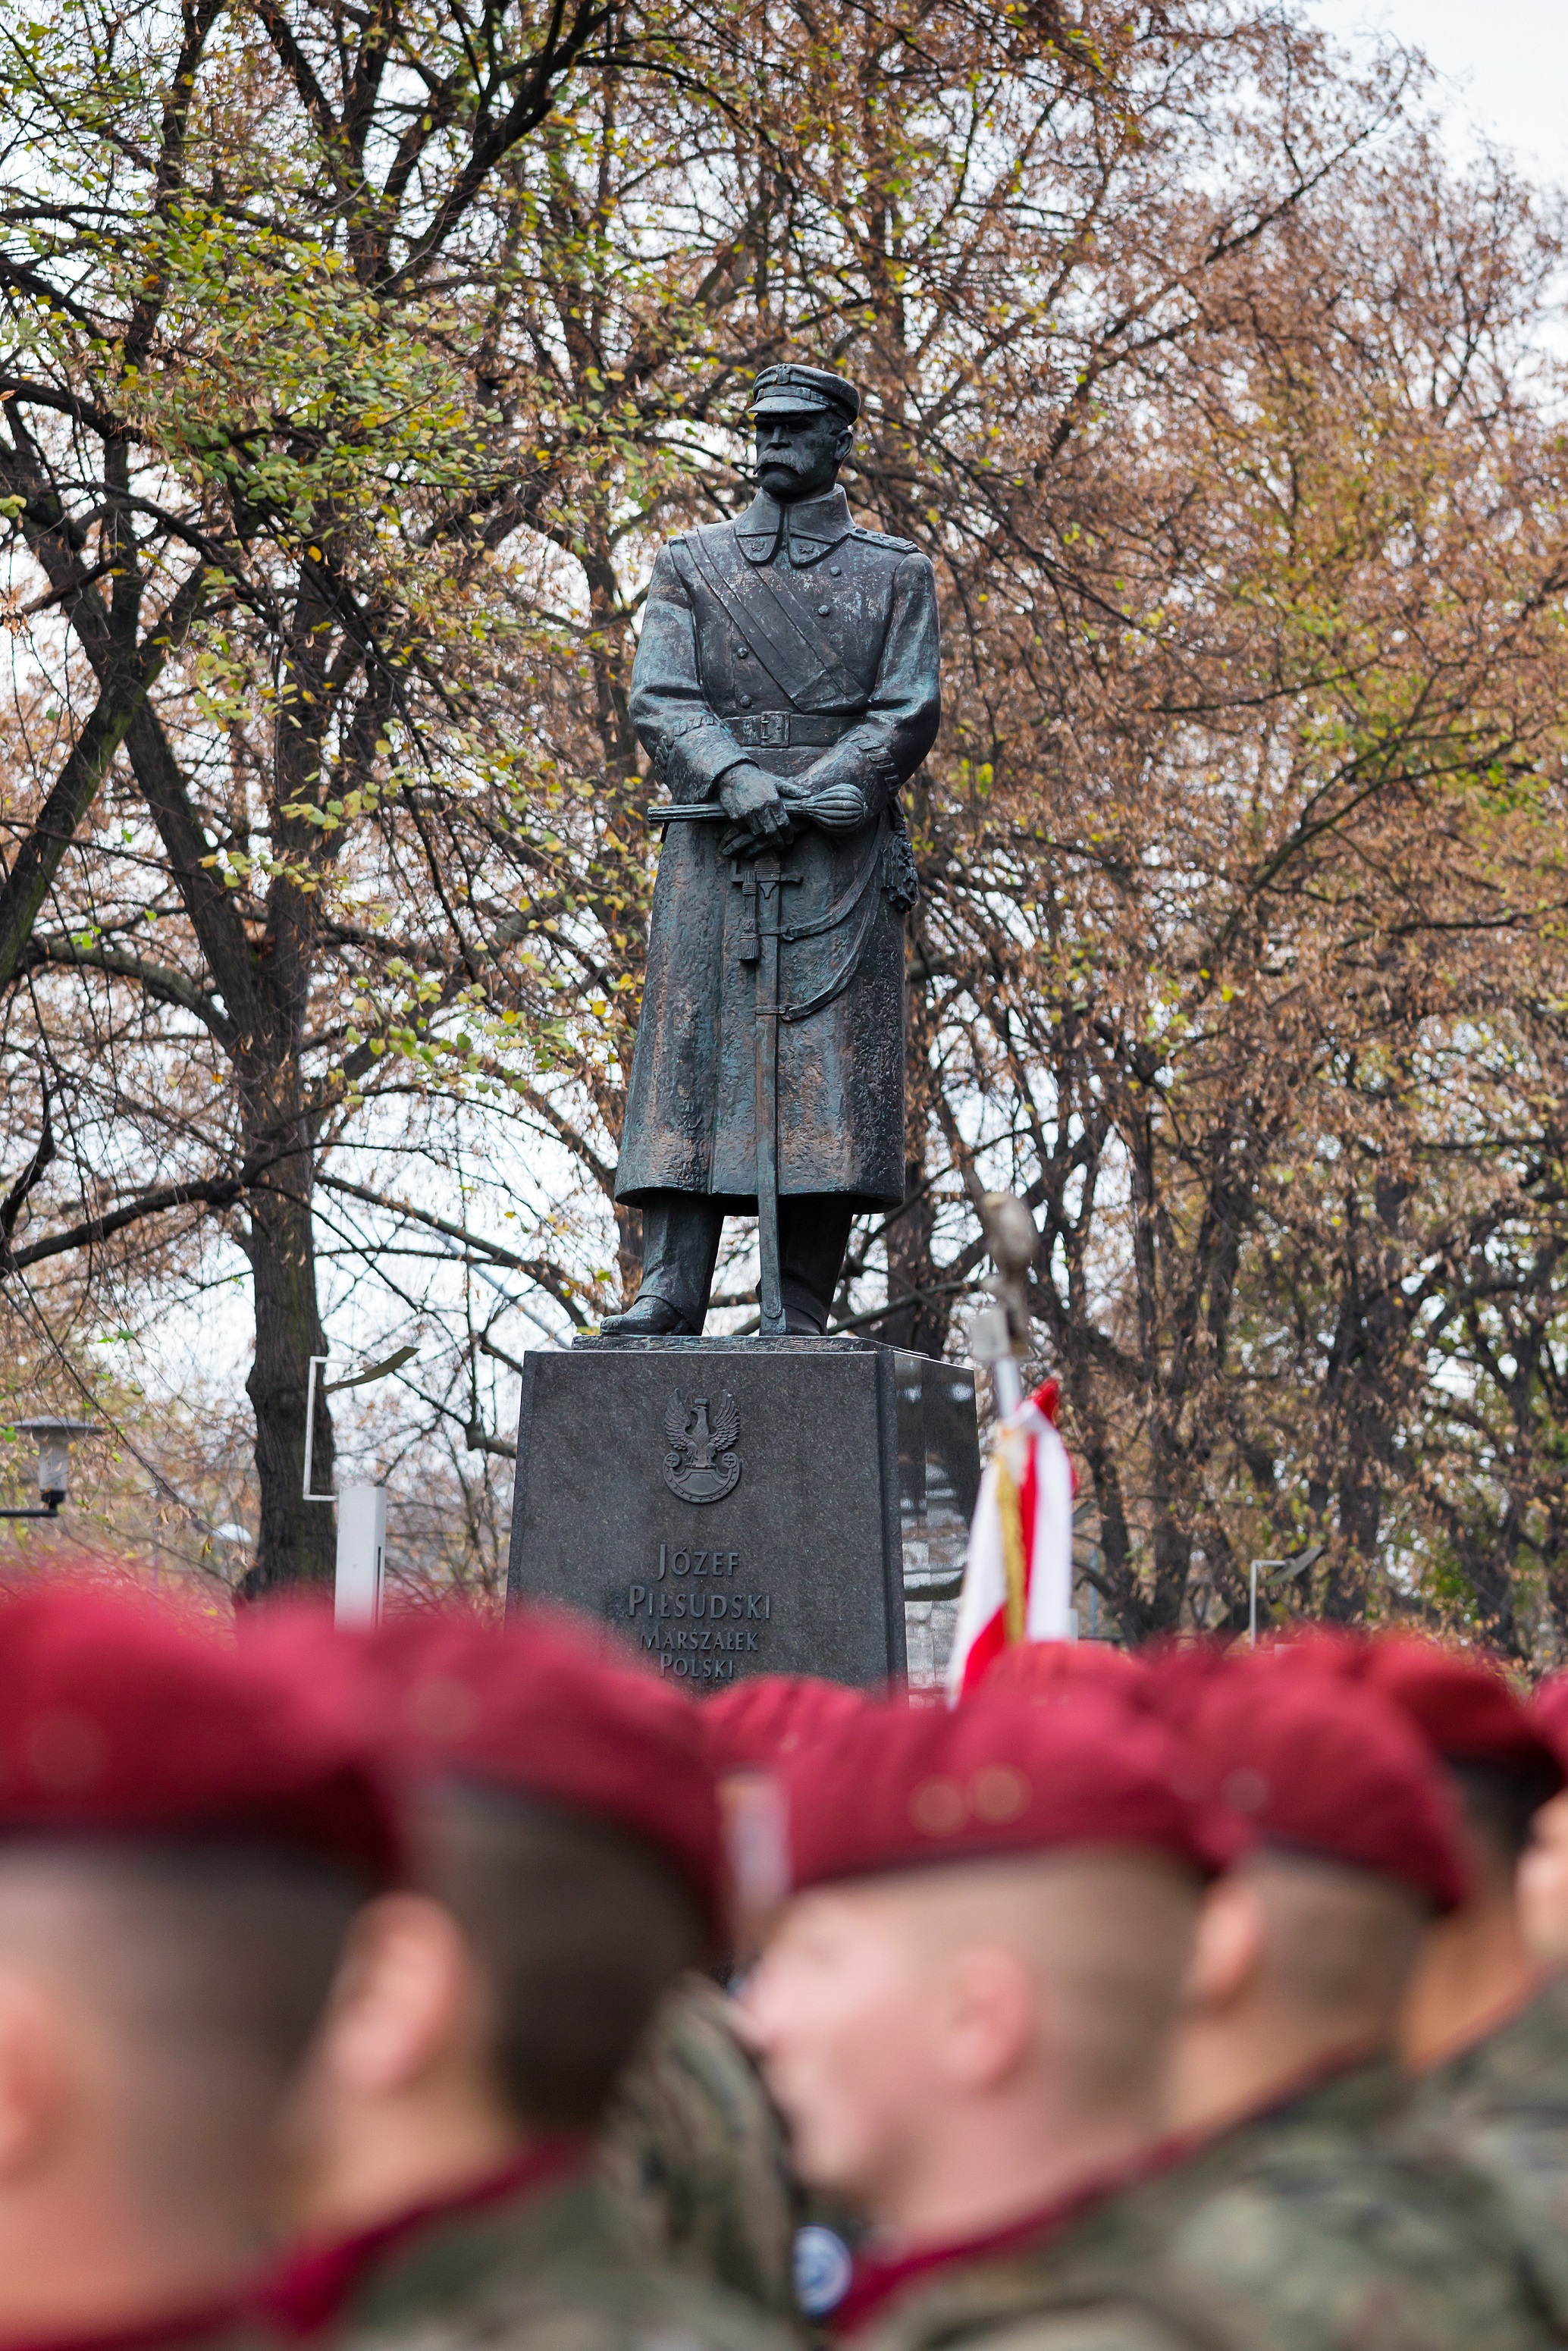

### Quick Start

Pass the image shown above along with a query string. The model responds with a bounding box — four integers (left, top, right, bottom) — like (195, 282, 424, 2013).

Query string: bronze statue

(605, 365, 941, 1337)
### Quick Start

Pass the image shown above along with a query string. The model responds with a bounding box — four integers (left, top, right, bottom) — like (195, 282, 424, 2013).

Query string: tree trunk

(241, 1172, 336, 1596)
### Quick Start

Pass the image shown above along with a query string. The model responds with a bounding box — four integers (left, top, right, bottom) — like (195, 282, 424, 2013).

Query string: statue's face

(754, 407, 854, 503)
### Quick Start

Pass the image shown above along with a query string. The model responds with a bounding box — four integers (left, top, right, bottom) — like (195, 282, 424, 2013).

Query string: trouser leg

(633, 1193, 725, 1330)
(776, 1196, 855, 1334)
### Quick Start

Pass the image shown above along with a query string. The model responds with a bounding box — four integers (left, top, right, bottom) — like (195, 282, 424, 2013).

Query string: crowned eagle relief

(662, 1390, 742, 1504)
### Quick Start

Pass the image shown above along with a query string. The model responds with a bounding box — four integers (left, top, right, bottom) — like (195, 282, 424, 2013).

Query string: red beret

(1533, 1675, 1568, 1773)
(1360, 1637, 1560, 1786)
(702, 1673, 873, 1773)
(0, 1581, 398, 1884)
(1256, 1624, 1370, 1677)
(365, 1605, 724, 1926)
(977, 1642, 1150, 1705)
(780, 1685, 1235, 1892)
(1184, 1654, 1466, 1911)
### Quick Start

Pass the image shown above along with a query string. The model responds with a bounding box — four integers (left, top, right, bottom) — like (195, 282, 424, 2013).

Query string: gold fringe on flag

(996, 1444, 1027, 1645)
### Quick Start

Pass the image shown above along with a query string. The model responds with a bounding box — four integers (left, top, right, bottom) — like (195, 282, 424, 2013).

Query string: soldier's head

(1157, 1654, 1466, 2134)
(0, 1583, 395, 2337)
(749, 365, 859, 503)
(1521, 1678, 1568, 1968)
(742, 1688, 1228, 2231)
(1353, 1639, 1560, 2065)
(276, 1610, 715, 2240)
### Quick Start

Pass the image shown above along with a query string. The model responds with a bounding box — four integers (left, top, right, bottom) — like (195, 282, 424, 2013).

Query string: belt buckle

(759, 710, 789, 749)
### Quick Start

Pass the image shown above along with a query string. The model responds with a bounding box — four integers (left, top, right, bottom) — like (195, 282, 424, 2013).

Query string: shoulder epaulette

(851, 525, 920, 553)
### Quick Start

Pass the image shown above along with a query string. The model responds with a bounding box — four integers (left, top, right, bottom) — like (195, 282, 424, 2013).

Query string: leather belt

(724, 712, 857, 749)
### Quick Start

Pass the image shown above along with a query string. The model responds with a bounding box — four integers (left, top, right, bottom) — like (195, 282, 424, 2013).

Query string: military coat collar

(733, 486, 855, 567)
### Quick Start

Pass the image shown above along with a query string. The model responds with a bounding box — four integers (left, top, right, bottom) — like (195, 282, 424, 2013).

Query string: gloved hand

(719, 764, 793, 860)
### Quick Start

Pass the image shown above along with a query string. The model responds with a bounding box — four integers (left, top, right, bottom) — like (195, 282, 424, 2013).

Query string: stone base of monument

(506, 1336, 981, 1690)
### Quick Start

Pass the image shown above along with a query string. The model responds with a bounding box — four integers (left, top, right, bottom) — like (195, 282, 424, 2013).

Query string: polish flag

(946, 1379, 1077, 1701)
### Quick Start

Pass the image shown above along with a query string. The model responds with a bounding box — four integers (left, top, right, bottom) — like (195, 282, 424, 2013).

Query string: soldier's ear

(1180, 1871, 1265, 2017)
(833, 424, 855, 465)
(0, 1964, 65, 2177)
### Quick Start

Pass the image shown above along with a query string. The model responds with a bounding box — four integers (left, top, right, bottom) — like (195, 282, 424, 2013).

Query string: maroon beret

(703, 1673, 874, 1773)
(780, 1685, 1235, 1892)
(365, 1604, 724, 1925)
(0, 1581, 398, 1883)
(978, 1642, 1150, 1705)
(1361, 1636, 1560, 1786)
(1184, 1654, 1466, 1911)
(1533, 1675, 1568, 1773)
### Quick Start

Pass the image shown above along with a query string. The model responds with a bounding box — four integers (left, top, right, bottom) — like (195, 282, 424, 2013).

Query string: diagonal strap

(676, 529, 861, 714)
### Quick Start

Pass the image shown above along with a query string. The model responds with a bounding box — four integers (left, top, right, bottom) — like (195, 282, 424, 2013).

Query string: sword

(736, 854, 802, 1338)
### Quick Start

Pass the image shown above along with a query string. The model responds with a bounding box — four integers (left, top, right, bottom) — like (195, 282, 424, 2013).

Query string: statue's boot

(599, 1293, 696, 1337)
(603, 1193, 855, 1336)
(602, 1194, 723, 1336)
(778, 1196, 855, 1337)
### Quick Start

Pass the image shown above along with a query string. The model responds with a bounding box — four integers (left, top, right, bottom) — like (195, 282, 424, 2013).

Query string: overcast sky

(1302, 0, 1567, 174)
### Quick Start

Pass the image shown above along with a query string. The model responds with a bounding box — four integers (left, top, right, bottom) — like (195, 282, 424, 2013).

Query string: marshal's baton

(642, 798, 817, 826)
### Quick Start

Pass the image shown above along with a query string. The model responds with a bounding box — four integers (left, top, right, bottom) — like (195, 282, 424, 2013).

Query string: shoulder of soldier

(1397, 2105, 1568, 2332)
(340, 2243, 793, 2351)
(670, 517, 739, 553)
(1161, 2156, 1554, 2351)
(856, 2214, 1224, 2351)
(604, 1970, 786, 2171)
(1408, 1980, 1568, 2124)
(864, 2285, 1215, 2351)
(643, 542, 694, 605)
(601, 1975, 798, 2318)
(942, 2311, 1207, 2351)
(848, 522, 924, 558)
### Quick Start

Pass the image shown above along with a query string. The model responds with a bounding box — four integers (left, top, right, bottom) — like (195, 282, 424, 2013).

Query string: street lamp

(1249, 1544, 1325, 1647)
(0, 1419, 95, 1521)
(302, 1348, 416, 1627)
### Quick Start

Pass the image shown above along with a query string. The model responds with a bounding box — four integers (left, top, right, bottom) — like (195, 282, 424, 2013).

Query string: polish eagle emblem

(662, 1389, 742, 1504)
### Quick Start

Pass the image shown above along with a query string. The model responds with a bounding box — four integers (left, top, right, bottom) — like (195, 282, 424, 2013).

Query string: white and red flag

(947, 1378, 1076, 1701)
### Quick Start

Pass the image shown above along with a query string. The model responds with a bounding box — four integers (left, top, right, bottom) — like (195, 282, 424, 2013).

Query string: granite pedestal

(506, 1337, 980, 1688)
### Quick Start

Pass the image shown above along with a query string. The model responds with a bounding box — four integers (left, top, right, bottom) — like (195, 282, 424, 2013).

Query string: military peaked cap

(749, 363, 861, 423)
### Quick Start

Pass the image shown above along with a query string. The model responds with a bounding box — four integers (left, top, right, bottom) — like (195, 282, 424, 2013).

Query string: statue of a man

(605, 365, 941, 1337)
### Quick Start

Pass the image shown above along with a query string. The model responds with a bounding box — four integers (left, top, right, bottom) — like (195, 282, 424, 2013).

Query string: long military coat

(617, 486, 940, 1209)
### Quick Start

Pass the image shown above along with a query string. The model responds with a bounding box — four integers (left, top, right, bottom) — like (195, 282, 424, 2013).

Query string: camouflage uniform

(857, 2059, 1556, 2351)
(600, 1971, 802, 2328)
(271, 2162, 793, 2351)
(1402, 1975, 1568, 2327)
